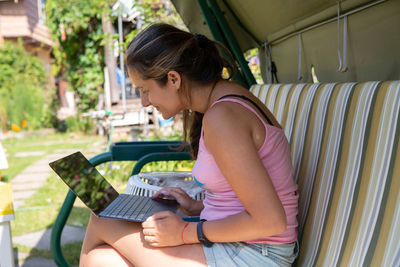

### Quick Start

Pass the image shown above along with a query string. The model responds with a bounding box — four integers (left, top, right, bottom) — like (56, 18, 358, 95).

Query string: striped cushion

(250, 81, 400, 267)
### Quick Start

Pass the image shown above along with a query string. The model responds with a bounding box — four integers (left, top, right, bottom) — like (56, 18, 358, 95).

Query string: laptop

(49, 151, 179, 222)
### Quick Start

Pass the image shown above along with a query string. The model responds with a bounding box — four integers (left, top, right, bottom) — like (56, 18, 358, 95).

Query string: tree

(124, 0, 186, 48)
(45, 0, 185, 115)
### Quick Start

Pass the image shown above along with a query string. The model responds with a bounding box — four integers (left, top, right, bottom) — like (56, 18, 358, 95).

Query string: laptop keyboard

(102, 194, 155, 221)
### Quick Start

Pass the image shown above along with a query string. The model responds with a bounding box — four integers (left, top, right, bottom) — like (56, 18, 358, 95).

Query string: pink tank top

(192, 98, 298, 244)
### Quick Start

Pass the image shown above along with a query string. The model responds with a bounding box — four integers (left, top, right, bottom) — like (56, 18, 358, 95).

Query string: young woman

(80, 23, 298, 267)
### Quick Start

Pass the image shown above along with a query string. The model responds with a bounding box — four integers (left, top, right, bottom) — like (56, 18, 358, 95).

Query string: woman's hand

(153, 187, 202, 216)
(141, 211, 185, 247)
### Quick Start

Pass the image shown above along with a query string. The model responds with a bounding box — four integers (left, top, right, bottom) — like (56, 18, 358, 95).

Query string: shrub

(0, 40, 53, 130)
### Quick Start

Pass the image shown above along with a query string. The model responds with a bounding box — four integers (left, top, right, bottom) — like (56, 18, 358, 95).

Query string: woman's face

(128, 69, 185, 119)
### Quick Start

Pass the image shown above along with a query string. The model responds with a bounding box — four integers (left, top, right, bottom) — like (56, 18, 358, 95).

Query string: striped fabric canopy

(251, 80, 400, 266)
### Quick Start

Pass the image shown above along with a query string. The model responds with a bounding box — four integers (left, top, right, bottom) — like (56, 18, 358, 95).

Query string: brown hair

(125, 23, 234, 158)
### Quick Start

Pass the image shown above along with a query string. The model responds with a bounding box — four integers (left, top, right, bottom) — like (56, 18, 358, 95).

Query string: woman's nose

(141, 94, 151, 107)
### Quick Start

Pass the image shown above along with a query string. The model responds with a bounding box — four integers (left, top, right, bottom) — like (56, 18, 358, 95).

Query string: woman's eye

(138, 87, 148, 96)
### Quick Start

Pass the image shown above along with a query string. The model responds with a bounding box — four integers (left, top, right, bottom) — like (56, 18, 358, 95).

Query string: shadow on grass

(14, 241, 83, 267)
(13, 206, 90, 266)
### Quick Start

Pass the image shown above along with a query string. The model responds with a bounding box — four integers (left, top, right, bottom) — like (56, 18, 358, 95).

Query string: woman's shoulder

(203, 101, 235, 132)
(203, 98, 252, 140)
(204, 95, 243, 123)
(203, 81, 258, 133)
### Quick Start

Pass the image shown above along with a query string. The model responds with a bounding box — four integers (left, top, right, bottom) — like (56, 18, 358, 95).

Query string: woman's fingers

(164, 188, 191, 203)
(152, 189, 166, 199)
(142, 211, 173, 228)
(142, 229, 154, 236)
(141, 211, 184, 247)
(147, 210, 173, 221)
(153, 187, 189, 199)
(143, 234, 156, 243)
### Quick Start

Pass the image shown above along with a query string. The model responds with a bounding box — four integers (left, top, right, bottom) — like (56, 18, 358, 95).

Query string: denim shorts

(202, 241, 299, 267)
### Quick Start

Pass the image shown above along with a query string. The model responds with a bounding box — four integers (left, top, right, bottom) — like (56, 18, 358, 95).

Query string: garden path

(10, 142, 104, 267)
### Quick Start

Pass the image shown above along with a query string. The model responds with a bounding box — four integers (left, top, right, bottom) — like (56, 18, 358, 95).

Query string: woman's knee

(83, 245, 132, 267)
(87, 213, 111, 232)
(84, 214, 142, 249)
(88, 212, 101, 225)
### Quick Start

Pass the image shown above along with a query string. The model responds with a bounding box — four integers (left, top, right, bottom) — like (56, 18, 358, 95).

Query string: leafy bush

(0, 41, 52, 130)
(45, 0, 110, 112)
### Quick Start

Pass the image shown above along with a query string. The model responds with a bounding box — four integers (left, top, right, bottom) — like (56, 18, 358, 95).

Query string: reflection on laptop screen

(50, 152, 119, 214)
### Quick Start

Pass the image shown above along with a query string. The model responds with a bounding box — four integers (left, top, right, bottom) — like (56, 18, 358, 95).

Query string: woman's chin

(161, 114, 173, 120)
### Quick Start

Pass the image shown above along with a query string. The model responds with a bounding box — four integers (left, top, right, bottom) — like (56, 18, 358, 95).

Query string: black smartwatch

(197, 220, 214, 247)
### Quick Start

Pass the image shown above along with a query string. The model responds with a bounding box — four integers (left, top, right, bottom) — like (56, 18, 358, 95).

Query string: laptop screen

(49, 152, 119, 215)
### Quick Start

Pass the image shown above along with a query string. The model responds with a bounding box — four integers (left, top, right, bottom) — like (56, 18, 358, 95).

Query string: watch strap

(197, 220, 213, 247)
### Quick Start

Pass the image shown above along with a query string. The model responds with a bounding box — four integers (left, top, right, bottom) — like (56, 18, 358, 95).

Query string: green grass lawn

(2, 132, 104, 265)
(3, 129, 194, 265)
(11, 170, 93, 265)
(1, 132, 104, 182)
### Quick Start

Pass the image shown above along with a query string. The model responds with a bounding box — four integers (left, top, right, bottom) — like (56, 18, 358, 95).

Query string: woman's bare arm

(183, 101, 287, 243)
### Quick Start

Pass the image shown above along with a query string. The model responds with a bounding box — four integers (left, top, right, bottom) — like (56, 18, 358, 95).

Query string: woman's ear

(167, 70, 181, 91)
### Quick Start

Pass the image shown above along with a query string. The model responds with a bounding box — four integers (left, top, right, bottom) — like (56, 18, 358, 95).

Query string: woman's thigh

(85, 245, 133, 267)
(81, 214, 206, 267)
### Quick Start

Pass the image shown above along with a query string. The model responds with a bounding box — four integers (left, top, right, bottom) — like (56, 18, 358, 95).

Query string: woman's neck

(191, 80, 247, 113)
(188, 80, 220, 113)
